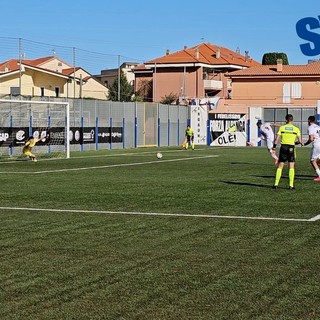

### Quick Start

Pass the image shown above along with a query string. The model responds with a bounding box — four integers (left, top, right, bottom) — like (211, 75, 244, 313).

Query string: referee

(272, 114, 303, 190)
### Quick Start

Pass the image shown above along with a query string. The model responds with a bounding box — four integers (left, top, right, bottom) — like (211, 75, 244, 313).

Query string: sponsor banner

(0, 126, 123, 146)
(69, 127, 83, 144)
(0, 127, 12, 147)
(98, 127, 110, 143)
(47, 127, 65, 145)
(83, 127, 95, 144)
(13, 128, 28, 146)
(97, 127, 123, 143)
(111, 127, 123, 143)
(31, 128, 50, 145)
(0, 127, 49, 147)
(209, 113, 247, 146)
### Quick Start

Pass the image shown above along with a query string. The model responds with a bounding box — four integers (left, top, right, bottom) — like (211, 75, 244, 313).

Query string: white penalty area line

(0, 206, 318, 222)
(0, 155, 219, 174)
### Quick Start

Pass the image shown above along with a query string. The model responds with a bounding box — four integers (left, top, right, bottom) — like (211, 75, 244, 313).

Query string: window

(55, 87, 60, 98)
(283, 83, 302, 103)
(10, 87, 20, 96)
(40, 87, 45, 97)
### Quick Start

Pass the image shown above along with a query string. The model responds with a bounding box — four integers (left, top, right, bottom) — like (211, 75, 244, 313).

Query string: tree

(135, 79, 152, 102)
(262, 52, 289, 65)
(160, 92, 178, 105)
(108, 70, 134, 102)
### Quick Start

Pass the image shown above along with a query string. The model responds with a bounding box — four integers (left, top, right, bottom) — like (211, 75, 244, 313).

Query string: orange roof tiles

(227, 61, 320, 77)
(0, 59, 20, 72)
(145, 43, 261, 67)
(0, 56, 75, 78)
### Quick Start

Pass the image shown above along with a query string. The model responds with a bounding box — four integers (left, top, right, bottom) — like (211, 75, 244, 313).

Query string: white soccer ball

(156, 152, 163, 159)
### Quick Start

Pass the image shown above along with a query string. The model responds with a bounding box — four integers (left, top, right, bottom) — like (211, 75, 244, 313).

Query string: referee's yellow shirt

(277, 124, 301, 145)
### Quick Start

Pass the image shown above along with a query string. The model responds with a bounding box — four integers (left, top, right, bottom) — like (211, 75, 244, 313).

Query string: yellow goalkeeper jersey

(25, 137, 41, 148)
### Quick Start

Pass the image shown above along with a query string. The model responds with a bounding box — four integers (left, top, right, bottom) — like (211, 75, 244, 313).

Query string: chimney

(195, 48, 199, 59)
(184, 45, 187, 50)
(245, 50, 249, 62)
(277, 59, 283, 72)
(216, 48, 221, 59)
(166, 49, 170, 56)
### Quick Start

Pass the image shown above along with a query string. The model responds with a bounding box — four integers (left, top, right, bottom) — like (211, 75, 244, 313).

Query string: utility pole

(118, 55, 121, 101)
(73, 47, 76, 99)
(18, 38, 22, 98)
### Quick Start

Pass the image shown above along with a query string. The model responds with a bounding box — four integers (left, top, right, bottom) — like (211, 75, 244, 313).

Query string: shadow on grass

(230, 161, 273, 166)
(252, 174, 315, 181)
(221, 180, 273, 189)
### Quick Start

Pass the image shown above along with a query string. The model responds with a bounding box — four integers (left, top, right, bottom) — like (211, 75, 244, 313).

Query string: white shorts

(265, 139, 273, 150)
(310, 143, 320, 161)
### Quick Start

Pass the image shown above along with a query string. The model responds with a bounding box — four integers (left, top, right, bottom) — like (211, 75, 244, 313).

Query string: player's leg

(288, 163, 295, 188)
(185, 137, 190, 149)
(274, 162, 284, 188)
(310, 145, 320, 180)
(273, 146, 287, 188)
(288, 147, 296, 189)
(23, 147, 32, 159)
(269, 148, 278, 164)
(267, 140, 278, 164)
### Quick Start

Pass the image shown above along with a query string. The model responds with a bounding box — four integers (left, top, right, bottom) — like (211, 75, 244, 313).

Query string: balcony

(203, 79, 223, 90)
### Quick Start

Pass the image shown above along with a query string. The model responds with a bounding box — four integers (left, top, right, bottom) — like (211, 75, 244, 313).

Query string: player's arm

(270, 123, 282, 127)
(295, 134, 304, 146)
(272, 134, 280, 150)
(303, 134, 314, 146)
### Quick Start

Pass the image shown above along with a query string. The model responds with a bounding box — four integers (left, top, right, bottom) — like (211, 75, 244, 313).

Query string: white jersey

(307, 123, 320, 145)
(308, 123, 320, 161)
(260, 123, 274, 141)
(259, 123, 275, 150)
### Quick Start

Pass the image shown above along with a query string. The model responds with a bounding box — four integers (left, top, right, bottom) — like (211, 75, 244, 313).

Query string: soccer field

(0, 146, 319, 319)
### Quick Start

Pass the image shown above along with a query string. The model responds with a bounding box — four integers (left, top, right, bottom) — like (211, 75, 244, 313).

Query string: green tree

(108, 70, 134, 102)
(262, 52, 289, 65)
(135, 79, 153, 102)
(160, 92, 178, 105)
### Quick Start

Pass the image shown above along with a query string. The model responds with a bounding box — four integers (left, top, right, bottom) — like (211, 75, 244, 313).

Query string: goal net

(0, 99, 70, 161)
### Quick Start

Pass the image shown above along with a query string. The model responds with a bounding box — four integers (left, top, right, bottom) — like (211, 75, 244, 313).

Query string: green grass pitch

(0, 146, 319, 319)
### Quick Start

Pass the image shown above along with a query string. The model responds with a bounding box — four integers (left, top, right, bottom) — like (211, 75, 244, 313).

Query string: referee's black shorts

(279, 144, 295, 163)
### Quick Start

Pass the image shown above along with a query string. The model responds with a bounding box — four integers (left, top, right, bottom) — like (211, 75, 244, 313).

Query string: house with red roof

(133, 42, 260, 104)
(0, 56, 108, 100)
(222, 59, 320, 114)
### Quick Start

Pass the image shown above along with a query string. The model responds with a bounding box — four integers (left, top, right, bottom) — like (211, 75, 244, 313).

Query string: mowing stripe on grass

(0, 206, 315, 222)
(0, 155, 219, 174)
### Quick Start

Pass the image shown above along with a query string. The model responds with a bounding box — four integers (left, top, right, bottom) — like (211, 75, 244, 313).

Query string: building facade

(133, 43, 260, 104)
(0, 56, 108, 100)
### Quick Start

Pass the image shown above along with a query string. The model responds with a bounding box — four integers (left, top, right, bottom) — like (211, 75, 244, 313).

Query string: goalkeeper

(185, 125, 195, 150)
(23, 135, 42, 162)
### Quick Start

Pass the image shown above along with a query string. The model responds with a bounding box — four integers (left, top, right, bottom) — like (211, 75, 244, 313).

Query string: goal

(0, 99, 70, 161)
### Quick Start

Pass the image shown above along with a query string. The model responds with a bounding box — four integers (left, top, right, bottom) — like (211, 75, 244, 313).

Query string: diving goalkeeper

(23, 135, 43, 162)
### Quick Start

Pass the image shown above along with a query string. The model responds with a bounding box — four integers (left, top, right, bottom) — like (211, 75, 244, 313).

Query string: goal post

(0, 99, 70, 160)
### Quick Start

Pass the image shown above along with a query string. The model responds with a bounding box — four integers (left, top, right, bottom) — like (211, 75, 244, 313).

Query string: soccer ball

(156, 152, 163, 159)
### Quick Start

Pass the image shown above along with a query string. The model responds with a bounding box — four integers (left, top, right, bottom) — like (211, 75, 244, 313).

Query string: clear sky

(1, 0, 320, 73)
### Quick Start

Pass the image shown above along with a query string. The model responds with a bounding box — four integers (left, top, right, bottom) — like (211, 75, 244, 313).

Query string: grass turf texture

(0, 146, 319, 319)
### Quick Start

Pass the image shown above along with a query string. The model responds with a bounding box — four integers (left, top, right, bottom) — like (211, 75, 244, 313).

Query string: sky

(1, 0, 320, 74)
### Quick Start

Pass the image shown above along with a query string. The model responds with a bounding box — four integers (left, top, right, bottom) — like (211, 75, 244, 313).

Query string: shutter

(291, 83, 302, 98)
(283, 83, 291, 103)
